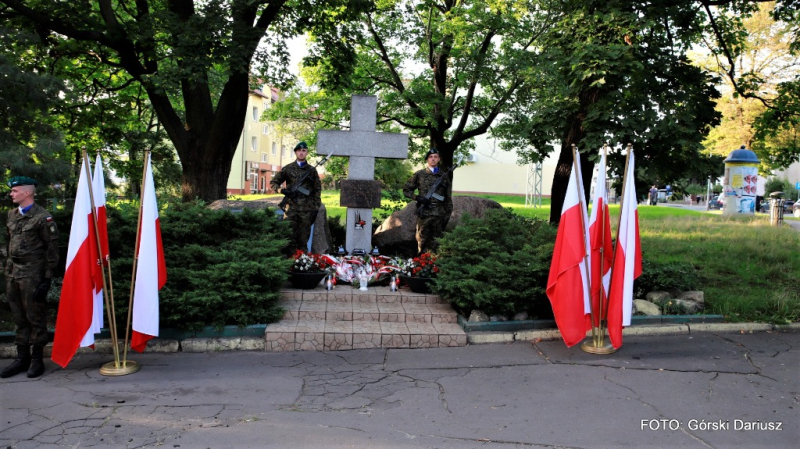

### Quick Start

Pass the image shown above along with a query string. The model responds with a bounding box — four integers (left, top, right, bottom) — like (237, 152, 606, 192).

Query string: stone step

(266, 285, 467, 351)
(266, 320, 467, 351)
(279, 300, 458, 324)
(279, 286, 447, 304)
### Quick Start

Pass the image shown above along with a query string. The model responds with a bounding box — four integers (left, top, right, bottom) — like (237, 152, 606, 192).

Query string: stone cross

(317, 95, 408, 254)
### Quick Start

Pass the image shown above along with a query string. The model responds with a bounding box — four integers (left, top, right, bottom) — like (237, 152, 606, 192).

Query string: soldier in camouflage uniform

(403, 148, 453, 254)
(2, 176, 59, 379)
(271, 142, 322, 251)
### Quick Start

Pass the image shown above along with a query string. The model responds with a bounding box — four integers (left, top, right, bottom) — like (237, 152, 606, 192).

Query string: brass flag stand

(577, 144, 618, 355)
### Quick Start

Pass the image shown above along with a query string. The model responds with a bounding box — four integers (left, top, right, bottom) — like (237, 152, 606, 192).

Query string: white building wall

(452, 134, 558, 197)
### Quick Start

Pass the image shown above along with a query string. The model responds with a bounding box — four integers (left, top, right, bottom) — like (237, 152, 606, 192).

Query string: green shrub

(106, 202, 291, 331)
(434, 208, 557, 318)
(633, 260, 700, 298)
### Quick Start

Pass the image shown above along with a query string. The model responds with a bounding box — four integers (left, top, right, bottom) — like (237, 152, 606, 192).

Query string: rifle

(416, 164, 457, 216)
(279, 150, 334, 212)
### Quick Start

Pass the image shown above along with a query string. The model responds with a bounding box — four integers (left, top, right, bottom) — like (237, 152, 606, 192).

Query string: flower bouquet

(290, 250, 334, 289)
(393, 253, 439, 293)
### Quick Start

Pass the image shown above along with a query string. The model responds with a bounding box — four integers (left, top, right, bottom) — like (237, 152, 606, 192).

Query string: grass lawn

(235, 191, 799, 323)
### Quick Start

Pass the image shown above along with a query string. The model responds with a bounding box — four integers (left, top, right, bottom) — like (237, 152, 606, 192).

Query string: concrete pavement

(1, 328, 797, 448)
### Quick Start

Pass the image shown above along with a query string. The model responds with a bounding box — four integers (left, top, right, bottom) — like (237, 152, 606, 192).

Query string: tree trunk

(549, 87, 600, 224)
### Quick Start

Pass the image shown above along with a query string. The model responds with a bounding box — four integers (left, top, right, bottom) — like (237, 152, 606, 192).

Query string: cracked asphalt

(1, 329, 797, 448)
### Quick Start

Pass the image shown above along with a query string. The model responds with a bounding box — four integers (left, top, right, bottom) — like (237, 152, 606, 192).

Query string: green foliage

(106, 202, 291, 331)
(0, 27, 70, 188)
(633, 261, 700, 299)
(435, 209, 557, 318)
(764, 177, 799, 199)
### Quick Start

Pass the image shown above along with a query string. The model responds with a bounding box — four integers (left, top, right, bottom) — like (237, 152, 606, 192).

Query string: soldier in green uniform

(271, 142, 322, 252)
(1, 176, 59, 378)
(403, 148, 453, 254)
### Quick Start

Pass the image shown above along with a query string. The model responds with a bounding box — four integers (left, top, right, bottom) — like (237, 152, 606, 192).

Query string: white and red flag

(52, 157, 98, 367)
(79, 155, 108, 347)
(587, 149, 614, 328)
(607, 149, 643, 349)
(130, 156, 167, 352)
(546, 150, 591, 347)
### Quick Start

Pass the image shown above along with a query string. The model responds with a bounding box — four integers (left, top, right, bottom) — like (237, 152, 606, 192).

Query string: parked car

(708, 196, 722, 210)
(759, 198, 796, 213)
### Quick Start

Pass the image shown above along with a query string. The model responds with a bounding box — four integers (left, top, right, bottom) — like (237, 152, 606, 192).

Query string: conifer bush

(106, 202, 291, 331)
(434, 208, 557, 318)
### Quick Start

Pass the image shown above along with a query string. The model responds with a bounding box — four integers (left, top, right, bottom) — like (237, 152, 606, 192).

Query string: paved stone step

(266, 320, 467, 351)
(279, 299, 458, 323)
(279, 286, 447, 304)
(268, 285, 467, 351)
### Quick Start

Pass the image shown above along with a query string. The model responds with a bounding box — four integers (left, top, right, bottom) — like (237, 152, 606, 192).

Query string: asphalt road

(1, 329, 797, 448)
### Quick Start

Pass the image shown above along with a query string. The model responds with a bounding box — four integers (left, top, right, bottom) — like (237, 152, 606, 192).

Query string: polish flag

(52, 158, 97, 367)
(587, 150, 613, 328)
(546, 152, 591, 347)
(79, 155, 108, 347)
(130, 156, 167, 352)
(607, 149, 643, 349)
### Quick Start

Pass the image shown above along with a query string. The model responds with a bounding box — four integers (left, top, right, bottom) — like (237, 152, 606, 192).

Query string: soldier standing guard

(271, 142, 322, 251)
(403, 148, 453, 254)
(2, 176, 59, 378)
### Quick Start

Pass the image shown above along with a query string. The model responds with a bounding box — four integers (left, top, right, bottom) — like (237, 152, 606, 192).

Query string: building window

(249, 168, 258, 191)
(282, 145, 287, 157)
(252, 106, 258, 121)
(251, 136, 257, 152)
(261, 152, 267, 163)
(271, 142, 276, 156)
(262, 125, 268, 135)
(263, 100, 269, 111)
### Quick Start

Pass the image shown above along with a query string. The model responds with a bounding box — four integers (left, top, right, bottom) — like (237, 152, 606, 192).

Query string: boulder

(489, 315, 508, 322)
(468, 310, 490, 323)
(208, 199, 333, 254)
(634, 299, 661, 316)
(372, 196, 503, 256)
(676, 291, 704, 314)
(645, 291, 672, 303)
(512, 311, 530, 321)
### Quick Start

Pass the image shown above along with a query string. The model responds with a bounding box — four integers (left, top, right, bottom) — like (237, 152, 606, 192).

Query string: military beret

(7, 176, 38, 188)
(294, 141, 308, 151)
(425, 148, 439, 160)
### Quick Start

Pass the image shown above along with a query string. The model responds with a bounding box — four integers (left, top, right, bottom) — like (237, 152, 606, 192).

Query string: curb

(471, 322, 800, 344)
(1, 323, 798, 358)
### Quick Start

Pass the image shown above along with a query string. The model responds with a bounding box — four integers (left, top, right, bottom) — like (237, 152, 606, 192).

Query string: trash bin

(769, 192, 785, 226)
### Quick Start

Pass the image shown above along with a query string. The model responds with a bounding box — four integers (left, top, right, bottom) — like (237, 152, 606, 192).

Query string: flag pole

(120, 150, 150, 372)
(81, 151, 119, 373)
(598, 144, 609, 345)
(569, 145, 596, 349)
(580, 144, 616, 354)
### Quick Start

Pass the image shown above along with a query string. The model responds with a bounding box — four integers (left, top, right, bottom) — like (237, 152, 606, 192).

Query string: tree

(0, 0, 367, 202)
(0, 27, 70, 189)
(283, 0, 555, 173)
(696, 1, 800, 172)
(493, 0, 729, 223)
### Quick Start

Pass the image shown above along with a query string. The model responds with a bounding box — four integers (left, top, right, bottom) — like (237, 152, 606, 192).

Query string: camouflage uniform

(271, 161, 322, 251)
(403, 167, 453, 254)
(6, 204, 59, 346)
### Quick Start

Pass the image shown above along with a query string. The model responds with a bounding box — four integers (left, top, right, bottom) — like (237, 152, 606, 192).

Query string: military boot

(0, 345, 31, 378)
(27, 345, 45, 378)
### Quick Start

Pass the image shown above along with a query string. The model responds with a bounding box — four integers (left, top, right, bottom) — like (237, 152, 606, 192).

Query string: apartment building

(226, 86, 295, 195)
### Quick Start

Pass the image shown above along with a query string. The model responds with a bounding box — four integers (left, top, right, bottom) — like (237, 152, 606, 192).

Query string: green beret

(294, 141, 308, 151)
(7, 176, 38, 188)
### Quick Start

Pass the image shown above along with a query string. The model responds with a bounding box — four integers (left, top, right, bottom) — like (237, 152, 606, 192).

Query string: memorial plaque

(340, 180, 382, 208)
